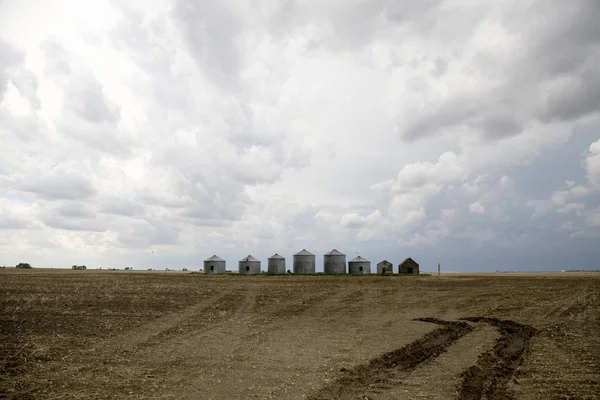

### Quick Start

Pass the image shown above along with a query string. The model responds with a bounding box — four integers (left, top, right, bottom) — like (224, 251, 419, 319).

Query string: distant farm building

(398, 258, 419, 274)
(293, 249, 316, 274)
(348, 256, 371, 274)
(204, 255, 226, 274)
(267, 254, 286, 274)
(324, 249, 346, 274)
(239, 255, 261, 275)
(377, 260, 393, 274)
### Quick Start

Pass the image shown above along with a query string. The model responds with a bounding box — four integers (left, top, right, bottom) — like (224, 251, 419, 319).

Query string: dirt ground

(0, 269, 598, 399)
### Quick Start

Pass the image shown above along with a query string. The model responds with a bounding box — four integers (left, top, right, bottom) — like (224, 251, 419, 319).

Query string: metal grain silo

(267, 253, 286, 274)
(293, 249, 315, 274)
(204, 255, 226, 274)
(239, 255, 261, 275)
(348, 255, 371, 274)
(324, 249, 346, 274)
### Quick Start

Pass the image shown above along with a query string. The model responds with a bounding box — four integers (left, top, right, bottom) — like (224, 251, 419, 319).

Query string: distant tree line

(72, 265, 87, 270)
(0, 263, 33, 268)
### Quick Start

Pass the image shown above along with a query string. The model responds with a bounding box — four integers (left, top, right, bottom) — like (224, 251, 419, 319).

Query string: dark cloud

(16, 164, 97, 201)
(0, 38, 23, 99)
(66, 78, 119, 124)
(517, 0, 600, 78)
(397, 0, 600, 142)
(383, 0, 442, 24)
(537, 69, 600, 124)
(52, 201, 95, 219)
(108, 7, 196, 112)
(40, 40, 127, 156)
(0, 110, 46, 141)
(0, 37, 40, 114)
(0, 215, 34, 230)
(99, 198, 144, 217)
(1, 0, 599, 271)
(179, 181, 250, 223)
(38, 201, 103, 232)
(170, 0, 243, 91)
(41, 215, 105, 232)
(429, 56, 448, 78)
(116, 218, 180, 248)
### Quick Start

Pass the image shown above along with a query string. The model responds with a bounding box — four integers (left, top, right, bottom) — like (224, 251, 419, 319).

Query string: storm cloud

(0, 0, 598, 271)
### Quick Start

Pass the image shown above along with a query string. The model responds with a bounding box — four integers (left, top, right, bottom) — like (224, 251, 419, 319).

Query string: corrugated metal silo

(267, 253, 286, 274)
(348, 255, 371, 274)
(324, 249, 346, 274)
(293, 249, 315, 274)
(204, 255, 226, 274)
(239, 255, 261, 275)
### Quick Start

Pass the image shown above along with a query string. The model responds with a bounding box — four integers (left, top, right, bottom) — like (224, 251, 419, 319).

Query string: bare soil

(0, 269, 598, 399)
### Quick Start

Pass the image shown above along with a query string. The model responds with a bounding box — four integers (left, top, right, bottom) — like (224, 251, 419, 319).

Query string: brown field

(1, 269, 598, 399)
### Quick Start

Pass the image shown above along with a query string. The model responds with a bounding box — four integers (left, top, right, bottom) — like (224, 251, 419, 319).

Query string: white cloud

(340, 212, 366, 229)
(527, 138, 600, 220)
(0, 0, 599, 270)
(585, 208, 600, 228)
(586, 139, 600, 187)
(557, 203, 585, 215)
(469, 202, 485, 214)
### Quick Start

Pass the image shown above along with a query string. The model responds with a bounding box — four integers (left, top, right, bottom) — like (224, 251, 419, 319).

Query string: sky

(0, 0, 599, 272)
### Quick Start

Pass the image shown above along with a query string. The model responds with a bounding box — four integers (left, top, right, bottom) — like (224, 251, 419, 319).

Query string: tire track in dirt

(136, 287, 249, 349)
(178, 287, 337, 350)
(61, 288, 235, 359)
(307, 318, 474, 400)
(380, 323, 499, 399)
(24, 288, 243, 399)
(456, 317, 537, 400)
(143, 286, 337, 371)
(164, 286, 368, 400)
(234, 287, 359, 347)
(317, 288, 365, 318)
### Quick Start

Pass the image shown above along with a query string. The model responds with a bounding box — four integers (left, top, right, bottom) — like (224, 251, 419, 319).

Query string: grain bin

(204, 255, 226, 274)
(324, 249, 346, 274)
(348, 256, 371, 274)
(293, 249, 315, 274)
(267, 253, 286, 274)
(239, 255, 261, 275)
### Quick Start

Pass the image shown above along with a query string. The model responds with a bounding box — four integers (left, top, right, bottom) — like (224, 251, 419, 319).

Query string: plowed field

(1, 270, 598, 399)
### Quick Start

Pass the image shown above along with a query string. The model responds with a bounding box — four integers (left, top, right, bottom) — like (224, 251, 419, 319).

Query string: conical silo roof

(205, 255, 225, 262)
(325, 249, 345, 256)
(240, 255, 260, 262)
(349, 255, 369, 262)
(268, 253, 285, 259)
(294, 249, 314, 256)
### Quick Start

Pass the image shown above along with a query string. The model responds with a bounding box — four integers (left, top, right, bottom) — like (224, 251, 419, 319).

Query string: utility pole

(438, 263, 441, 279)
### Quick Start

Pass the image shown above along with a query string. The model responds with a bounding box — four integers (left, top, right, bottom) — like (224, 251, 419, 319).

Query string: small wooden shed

(398, 257, 419, 274)
(377, 260, 393, 274)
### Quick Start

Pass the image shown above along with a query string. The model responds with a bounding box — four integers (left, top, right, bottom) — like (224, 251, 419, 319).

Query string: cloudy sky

(1, 0, 599, 272)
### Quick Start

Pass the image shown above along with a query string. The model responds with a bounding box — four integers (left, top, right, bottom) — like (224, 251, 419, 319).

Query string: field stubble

(0, 269, 598, 399)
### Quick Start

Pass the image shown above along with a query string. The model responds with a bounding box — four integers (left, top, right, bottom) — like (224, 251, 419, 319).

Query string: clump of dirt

(308, 318, 474, 399)
(457, 317, 537, 400)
